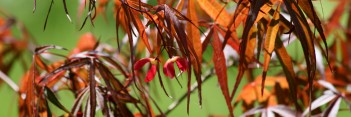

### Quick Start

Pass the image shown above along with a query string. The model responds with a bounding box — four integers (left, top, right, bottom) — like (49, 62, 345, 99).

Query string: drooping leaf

(45, 97, 52, 117)
(71, 87, 89, 116)
(153, 4, 203, 114)
(318, 80, 338, 93)
(156, 62, 171, 98)
(89, 59, 97, 116)
(261, 3, 281, 95)
(197, 0, 231, 27)
(283, 0, 317, 112)
(222, 0, 248, 50)
(231, 0, 266, 100)
(43, 0, 54, 30)
(186, 0, 202, 88)
(131, 10, 152, 52)
(323, 96, 342, 117)
(39, 58, 90, 84)
(302, 91, 337, 116)
(202, 28, 214, 53)
(62, 0, 72, 22)
(274, 38, 298, 110)
(212, 29, 234, 117)
(44, 86, 70, 114)
(254, 0, 278, 23)
(256, 20, 266, 60)
(298, 0, 328, 58)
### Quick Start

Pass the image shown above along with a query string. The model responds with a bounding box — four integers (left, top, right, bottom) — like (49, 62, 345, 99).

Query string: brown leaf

(186, 2, 203, 110)
(298, 0, 329, 66)
(274, 38, 298, 109)
(89, 59, 97, 117)
(231, 0, 266, 100)
(283, 0, 318, 112)
(186, 0, 202, 65)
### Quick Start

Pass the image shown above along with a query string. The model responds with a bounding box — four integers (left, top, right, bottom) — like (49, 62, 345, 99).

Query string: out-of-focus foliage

(0, 0, 351, 116)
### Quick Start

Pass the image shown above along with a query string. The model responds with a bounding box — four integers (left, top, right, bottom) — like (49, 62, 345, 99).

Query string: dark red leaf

(212, 29, 233, 117)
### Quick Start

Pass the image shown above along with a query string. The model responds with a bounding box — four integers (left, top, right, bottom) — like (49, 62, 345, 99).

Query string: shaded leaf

(298, 0, 329, 59)
(231, 0, 266, 101)
(89, 59, 97, 116)
(283, 0, 317, 111)
(40, 58, 90, 84)
(44, 86, 70, 114)
(186, 0, 202, 92)
(274, 38, 298, 110)
(71, 87, 89, 116)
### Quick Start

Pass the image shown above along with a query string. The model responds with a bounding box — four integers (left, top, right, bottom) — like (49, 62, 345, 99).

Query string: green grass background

(0, 0, 350, 116)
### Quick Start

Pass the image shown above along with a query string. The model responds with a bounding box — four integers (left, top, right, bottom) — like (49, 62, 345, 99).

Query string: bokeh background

(0, 0, 350, 116)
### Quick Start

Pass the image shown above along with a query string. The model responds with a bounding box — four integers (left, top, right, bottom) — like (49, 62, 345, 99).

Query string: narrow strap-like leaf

(212, 29, 234, 117)
(261, 3, 281, 95)
(231, 0, 266, 100)
(43, 0, 54, 31)
(197, 0, 231, 27)
(89, 59, 97, 116)
(44, 86, 70, 114)
(274, 38, 299, 111)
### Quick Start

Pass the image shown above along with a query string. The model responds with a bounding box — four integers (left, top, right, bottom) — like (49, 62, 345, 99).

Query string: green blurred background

(0, 0, 350, 116)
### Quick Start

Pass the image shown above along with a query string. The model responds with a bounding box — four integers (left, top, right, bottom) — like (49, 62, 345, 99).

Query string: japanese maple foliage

(1, 0, 351, 116)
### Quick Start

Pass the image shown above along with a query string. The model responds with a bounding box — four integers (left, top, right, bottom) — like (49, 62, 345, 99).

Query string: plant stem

(164, 69, 214, 115)
(0, 70, 19, 92)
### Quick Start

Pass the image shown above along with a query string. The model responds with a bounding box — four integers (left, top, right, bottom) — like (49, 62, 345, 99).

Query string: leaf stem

(164, 69, 214, 115)
(0, 70, 19, 92)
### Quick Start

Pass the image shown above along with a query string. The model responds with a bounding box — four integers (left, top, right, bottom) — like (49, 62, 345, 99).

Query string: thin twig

(0, 70, 19, 92)
(164, 69, 214, 115)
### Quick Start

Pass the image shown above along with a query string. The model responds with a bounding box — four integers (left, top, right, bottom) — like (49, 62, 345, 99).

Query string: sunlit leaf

(323, 96, 342, 117)
(302, 92, 337, 116)
(261, 3, 281, 95)
(197, 0, 231, 27)
(317, 80, 338, 93)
